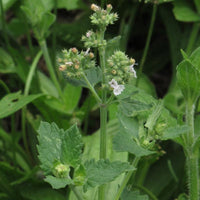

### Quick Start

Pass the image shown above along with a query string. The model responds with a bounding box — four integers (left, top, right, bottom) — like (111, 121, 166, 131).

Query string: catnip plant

(37, 3, 191, 200)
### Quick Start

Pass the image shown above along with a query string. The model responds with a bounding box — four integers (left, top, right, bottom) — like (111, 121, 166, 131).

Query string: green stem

(186, 23, 200, 55)
(114, 157, 140, 200)
(136, 3, 157, 86)
(70, 185, 83, 200)
(39, 39, 63, 98)
(133, 184, 158, 200)
(82, 73, 102, 104)
(0, 80, 10, 93)
(98, 31, 107, 200)
(185, 103, 199, 200)
(22, 51, 42, 163)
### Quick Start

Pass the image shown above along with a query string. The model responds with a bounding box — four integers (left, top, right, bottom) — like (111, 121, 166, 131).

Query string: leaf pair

(37, 122, 134, 190)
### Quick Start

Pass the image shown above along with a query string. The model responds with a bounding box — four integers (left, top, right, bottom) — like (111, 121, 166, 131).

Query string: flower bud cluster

(82, 30, 107, 48)
(90, 4, 118, 28)
(58, 48, 95, 78)
(106, 51, 137, 95)
(52, 163, 70, 178)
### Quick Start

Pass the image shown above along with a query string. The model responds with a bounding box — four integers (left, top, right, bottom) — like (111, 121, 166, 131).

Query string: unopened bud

(57, 58, 62, 63)
(86, 31, 93, 38)
(89, 52, 94, 58)
(91, 4, 100, 12)
(74, 65, 79, 70)
(111, 69, 117, 75)
(59, 65, 66, 71)
(107, 4, 112, 11)
(71, 47, 78, 54)
(130, 58, 135, 65)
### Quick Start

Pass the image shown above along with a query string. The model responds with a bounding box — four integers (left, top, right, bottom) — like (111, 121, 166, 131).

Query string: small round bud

(86, 31, 93, 38)
(53, 163, 70, 178)
(89, 52, 94, 58)
(57, 58, 62, 63)
(59, 65, 66, 71)
(114, 13, 118, 19)
(107, 4, 112, 10)
(130, 58, 135, 65)
(111, 69, 117, 75)
(71, 47, 78, 54)
(91, 4, 100, 12)
(74, 65, 79, 70)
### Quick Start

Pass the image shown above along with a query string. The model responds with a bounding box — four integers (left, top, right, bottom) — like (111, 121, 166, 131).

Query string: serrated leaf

(45, 175, 73, 189)
(113, 129, 154, 157)
(177, 60, 200, 104)
(161, 125, 189, 140)
(84, 159, 134, 189)
(66, 67, 102, 87)
(38, 122, 83, 175)
(57, 0, 85, 10)
(173, 0, 200, 22)
(0, 92, 42, 119)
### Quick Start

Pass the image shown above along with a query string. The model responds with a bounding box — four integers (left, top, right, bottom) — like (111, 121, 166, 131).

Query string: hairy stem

(98, 30, 107, 200)
(185, 103, 199, 200)
(136, 3, 157, 86)
(114, 157, 140, 200)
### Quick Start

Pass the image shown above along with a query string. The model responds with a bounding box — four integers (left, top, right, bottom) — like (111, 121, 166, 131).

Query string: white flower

(109, 79, 118, 89)
(129, 64, 137, 78)
(113, 85, 125, 96)
(86, 31, 93, 38)
(109, 79, 125, 96)
(65, 61, 73, 66)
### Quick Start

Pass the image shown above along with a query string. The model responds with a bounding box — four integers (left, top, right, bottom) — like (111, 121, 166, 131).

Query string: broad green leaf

(21, 185, 66, 200)
(173, 0, 200, 22)
(63, 84, 82, 113)
(189, 47, 200, 70)
(45, 175, 73, 189)
(61, 125, 83, 167)
(0, 48, 16, 73)
(0, 92, 42, 119)
(38, 72, 59, 98)
(113, 128, 154, 157)
(122, 189, 149, 200)
(84, 159, 134, 189)
(177, 60, 200, 104)
(161, 125, 189, 140)
(37, 122, 83, 174)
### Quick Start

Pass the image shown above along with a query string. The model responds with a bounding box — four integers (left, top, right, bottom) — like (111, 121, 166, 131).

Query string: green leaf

(0, 0, 17, 15)
(189, 46, 200, 70)
(145, 100, 163, 132)
(45, 175, 73, 189)
(113, 128, 154, 157)
(38, 72, 59, 98)
(173, 0, 200, 22)
(0, 92, 42, 119)
(0, 48, 16, 73)
(37, 122, 83, 174)
(84, 159, 134, 189)
(177, 60, 200, 104)
(161, 125, 189, 140)
(121, 189, 149, 200)
(66, 67, 102, 88)
(21, 185, 67, 200)
(57, 0, 85, 10)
